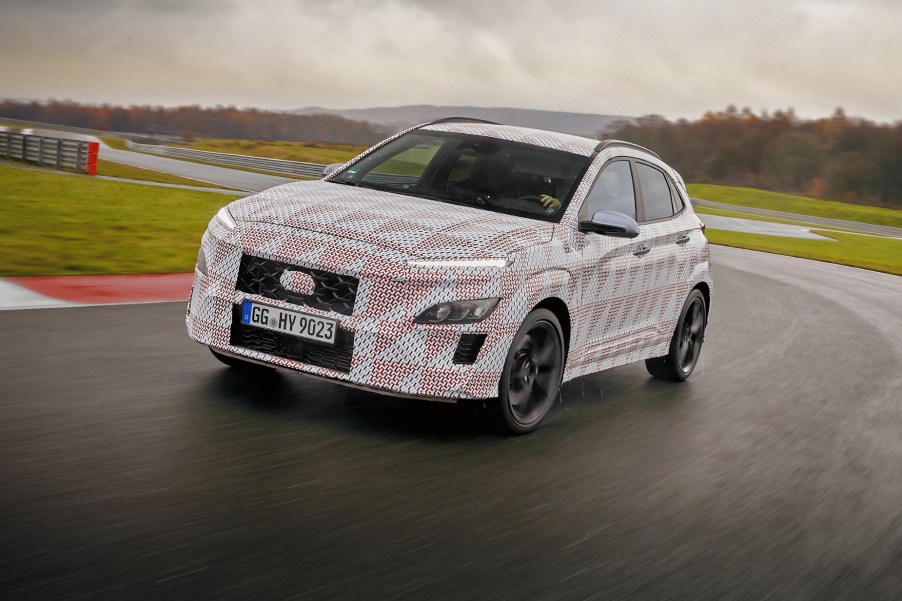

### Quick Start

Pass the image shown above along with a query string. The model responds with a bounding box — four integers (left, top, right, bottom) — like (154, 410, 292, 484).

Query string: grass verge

(706, 229, 902, 276)
(0, 165, 241, 276)
(100, 137, 308, 180)
(102, 136, 356, 178)
(100, 136, 129, 150)
(687, 184, 902, 229)
(150, 153, 311, 179)
(176, 139, 366, 164)
(97, 159, 237, 190)
(694, 205, 877, 236)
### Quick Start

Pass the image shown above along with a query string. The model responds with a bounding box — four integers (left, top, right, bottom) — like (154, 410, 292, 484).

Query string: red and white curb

(0, 273, 194, 310)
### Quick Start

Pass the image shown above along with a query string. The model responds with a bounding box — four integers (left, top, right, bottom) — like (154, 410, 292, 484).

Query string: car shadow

(194, 361, 696, 442)
(197, 367, 500, 441)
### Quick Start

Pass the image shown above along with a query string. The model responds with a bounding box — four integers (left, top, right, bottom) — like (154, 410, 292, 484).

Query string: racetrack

(2, 246, 901, 600)
(100, 146, 294, 192)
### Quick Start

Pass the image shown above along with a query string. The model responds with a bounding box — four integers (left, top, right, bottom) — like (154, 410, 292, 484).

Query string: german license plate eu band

(240, 300, 337, 345)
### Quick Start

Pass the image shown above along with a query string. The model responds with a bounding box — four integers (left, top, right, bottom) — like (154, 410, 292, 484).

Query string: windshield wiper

(328, 179, 358, 187)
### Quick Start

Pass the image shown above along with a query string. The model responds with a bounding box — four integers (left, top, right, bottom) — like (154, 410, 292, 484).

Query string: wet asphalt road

(2, 246, 902, 601)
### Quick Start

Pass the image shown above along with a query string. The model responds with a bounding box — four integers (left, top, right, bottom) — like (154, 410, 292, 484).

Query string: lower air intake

(453, 334, 487, 365)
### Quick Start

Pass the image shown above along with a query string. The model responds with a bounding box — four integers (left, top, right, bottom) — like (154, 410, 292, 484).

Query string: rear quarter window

(637, 163, 674, 222)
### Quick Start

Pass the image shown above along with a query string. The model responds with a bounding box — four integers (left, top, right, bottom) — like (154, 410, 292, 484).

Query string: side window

(636, 163, 674, 221)
(581, 160, 636, 220)
(667, 176, 686, 213)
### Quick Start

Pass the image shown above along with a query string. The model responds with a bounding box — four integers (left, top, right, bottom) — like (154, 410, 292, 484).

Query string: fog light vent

(453, 334, 487, 365)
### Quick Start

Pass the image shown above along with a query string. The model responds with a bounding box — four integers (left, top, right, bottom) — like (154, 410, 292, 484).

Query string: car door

(632, 160, 692, 343)
(572, 159, 654, 362)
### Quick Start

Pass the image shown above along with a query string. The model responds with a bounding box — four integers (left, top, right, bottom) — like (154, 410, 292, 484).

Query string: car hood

(229, 180, 554, 259)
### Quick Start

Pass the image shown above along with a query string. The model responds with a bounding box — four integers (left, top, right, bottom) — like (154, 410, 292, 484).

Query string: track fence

(0, 132, 99, 174)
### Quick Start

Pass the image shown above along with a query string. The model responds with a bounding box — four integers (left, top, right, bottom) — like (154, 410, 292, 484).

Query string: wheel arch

(693, 281, 711, 315)
(531, 297, 571, 356)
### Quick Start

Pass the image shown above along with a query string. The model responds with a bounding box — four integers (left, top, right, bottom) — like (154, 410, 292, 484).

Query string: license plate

(240, 300, 337, 345)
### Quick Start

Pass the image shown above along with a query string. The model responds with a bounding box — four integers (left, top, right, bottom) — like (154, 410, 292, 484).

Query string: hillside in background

(612, 107, 902, 208)
(293, 104, 630, 137)
(0, 100, 387, 145)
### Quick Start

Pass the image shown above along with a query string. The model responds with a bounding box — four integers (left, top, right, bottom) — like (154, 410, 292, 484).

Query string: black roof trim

(424, 116, 501, 126)
(595, 139, 660, 159)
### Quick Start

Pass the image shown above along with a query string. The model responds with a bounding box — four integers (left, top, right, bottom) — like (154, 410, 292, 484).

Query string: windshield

(328, 130, 592, 222)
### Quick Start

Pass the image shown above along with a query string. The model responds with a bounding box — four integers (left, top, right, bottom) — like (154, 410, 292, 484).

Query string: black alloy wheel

(496, 309, 565, 434)
(646, 289, 707, 381)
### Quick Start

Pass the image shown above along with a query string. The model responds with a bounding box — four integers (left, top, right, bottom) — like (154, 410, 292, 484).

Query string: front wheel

(646, 289, 707, 381)
(494, 309, 565, 435)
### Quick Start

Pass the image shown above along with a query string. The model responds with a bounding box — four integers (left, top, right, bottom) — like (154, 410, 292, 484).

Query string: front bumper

(186, 221, 516, 400)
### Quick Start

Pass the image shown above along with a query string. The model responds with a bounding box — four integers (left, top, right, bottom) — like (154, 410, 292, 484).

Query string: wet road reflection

(2, 248, 902, 600)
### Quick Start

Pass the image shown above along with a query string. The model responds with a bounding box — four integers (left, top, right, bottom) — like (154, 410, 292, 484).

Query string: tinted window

(667, 176, 685, 213)
(637, 163, 674, 221)
(330, 131, 591, 223)
(582, 161, 636, 219)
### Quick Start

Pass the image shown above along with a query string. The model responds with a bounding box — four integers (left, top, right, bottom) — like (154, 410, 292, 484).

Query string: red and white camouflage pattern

(187, 123, 712, 400)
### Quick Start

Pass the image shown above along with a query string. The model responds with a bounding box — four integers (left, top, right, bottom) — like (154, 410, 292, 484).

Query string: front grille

(236, 254, 358, 316)
(453, 334, 487, 365)
(230, 305, 354, 373)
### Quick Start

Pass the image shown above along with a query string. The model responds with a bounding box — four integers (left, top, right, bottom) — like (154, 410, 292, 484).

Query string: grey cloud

(0, 0, 899, 121)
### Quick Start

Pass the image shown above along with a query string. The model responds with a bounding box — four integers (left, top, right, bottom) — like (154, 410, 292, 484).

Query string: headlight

(196, 245, 208, 276)
(216, 206, 237, 229)
(414, 298, 500, 324)
(407, 258, 512, 269)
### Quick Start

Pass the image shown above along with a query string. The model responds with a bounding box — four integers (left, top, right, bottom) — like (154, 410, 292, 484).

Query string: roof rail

(595, 139, 660, 159)
(424, 116, 500, 126)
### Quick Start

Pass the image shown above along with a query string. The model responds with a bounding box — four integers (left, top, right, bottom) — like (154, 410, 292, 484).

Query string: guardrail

(1, 132, 99, 175)
(126, 141, 329, 178)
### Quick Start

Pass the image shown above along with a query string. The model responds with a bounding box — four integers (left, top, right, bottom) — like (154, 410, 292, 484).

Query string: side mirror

(322, 163, 344, 178)
(578, 211, 640, 238)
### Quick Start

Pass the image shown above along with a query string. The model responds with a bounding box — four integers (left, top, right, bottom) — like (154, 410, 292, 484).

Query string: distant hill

(292, 105, 632, 138)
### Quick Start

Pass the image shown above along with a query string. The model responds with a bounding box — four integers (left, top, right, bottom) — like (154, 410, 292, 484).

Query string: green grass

(687, 184, 902, 229)
(100, 137, 310, 180)
(101, 135, 366, 178)
(152, 153, 311, 180)
(100, 136, 129, 150)
(97, 159, 237, 189)
(706, 229, 902, 276)
(3, 162, 898, 278)
(177, 139, 366, 165)
(0, 165, 241, 276)
(102, 136, 365, 165)
(694, 205, 878, 236)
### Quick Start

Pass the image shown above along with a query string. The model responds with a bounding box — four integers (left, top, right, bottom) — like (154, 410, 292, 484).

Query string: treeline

(0, 100, 387, 145)
(609, 107, 902, 207)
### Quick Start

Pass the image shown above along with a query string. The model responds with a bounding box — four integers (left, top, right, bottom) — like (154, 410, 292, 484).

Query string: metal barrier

(0, 132, 99, 175)
(126, 141, 328, 178)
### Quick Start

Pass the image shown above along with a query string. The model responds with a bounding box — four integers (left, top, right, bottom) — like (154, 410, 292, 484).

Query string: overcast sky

(0, 0, 899, 121)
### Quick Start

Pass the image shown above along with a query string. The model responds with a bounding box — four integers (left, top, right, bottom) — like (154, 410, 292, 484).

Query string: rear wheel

(495, 309, 565, 435)
(646, 289, 707, 381)
(209, 348, 274, 372)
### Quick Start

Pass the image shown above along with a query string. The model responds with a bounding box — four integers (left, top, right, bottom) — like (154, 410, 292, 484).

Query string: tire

(646, 289, 707, 381)
(209, 347, 274, 372)
(494, 309, 565, 435)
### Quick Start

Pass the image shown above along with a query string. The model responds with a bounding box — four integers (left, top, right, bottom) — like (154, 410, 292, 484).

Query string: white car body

(187, 120, 711, 431)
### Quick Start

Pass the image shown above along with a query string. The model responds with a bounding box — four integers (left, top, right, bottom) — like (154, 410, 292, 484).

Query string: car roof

(420, 121, 601, 157)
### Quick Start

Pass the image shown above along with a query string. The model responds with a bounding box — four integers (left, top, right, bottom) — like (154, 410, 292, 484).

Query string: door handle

(676, 234, 691, 245)
(633, 244, 651, 257)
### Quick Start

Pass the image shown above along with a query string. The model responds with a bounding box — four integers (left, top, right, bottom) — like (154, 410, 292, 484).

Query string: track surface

(100, 146, 293, 192)
(2, 246, 902, 600)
